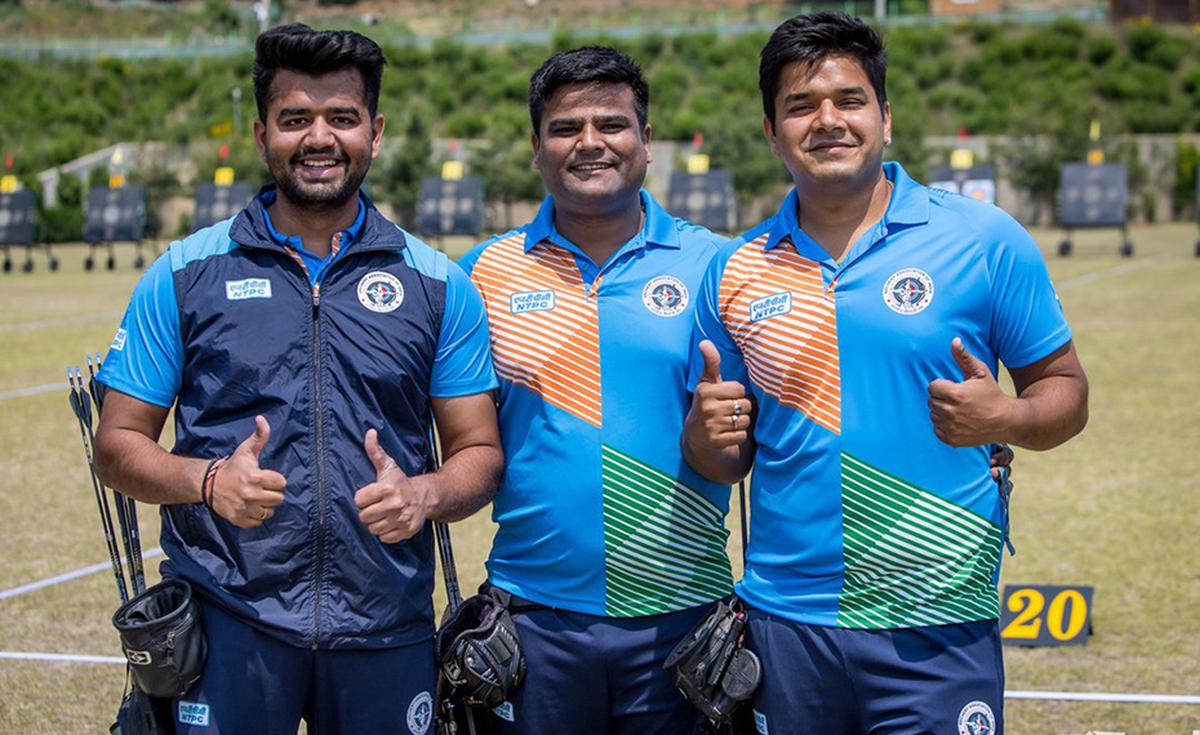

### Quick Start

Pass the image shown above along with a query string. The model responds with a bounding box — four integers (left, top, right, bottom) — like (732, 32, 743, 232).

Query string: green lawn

(0, 224, 1197, 733)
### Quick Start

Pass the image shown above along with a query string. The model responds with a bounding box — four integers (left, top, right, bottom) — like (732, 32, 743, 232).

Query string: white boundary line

(0, 547, 163, 601)
(1006, 690, 1200, 705)
(1056, 253, 1176, 292)
(0, 381, 68, 401)
(0, 651, 125, 665)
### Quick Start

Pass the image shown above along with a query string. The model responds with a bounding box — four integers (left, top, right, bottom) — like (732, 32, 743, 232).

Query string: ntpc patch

(957, 700, 996, 735)
(883, 268, 934, 315)
(493, 701, 515, 722)
(749, 292, 792, 323)
(642, 275, 689, 317)
(406, 690, 433, 735)
(178, 701, 210, 728)
(753, 709, 769, 734)
(357, 271, 405, 313)
(510, 290, 556, 314)
(225, 278, 272, 301)
(110, 327, 127, 352)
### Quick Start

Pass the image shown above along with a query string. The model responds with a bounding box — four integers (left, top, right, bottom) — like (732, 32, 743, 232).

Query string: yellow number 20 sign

(1000, 585, 1093, 647)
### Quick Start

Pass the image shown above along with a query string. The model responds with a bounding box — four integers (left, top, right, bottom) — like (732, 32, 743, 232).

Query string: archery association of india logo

(957, 700, 996, 735)
(883, 267, 934, 315)
(357, 271, 405, 313)
(642, 275, 689, 317)
(406, 690, 433, 734)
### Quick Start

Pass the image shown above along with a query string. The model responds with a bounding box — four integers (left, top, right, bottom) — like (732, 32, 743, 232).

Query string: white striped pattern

(471, 234, 602, 426)
(719, 234, 841, 434)
(602, 445, 733, 616)
(838, 453, 1002, 628)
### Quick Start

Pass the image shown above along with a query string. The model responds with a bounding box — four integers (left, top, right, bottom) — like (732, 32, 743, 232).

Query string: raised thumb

(952, 338, 987, 380)
(364, 428, 394, 477)
(241, 415, 271, 459)
(698, 340, 723, 384)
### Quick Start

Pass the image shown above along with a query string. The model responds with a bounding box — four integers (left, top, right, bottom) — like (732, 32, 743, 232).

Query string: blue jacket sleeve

(96, 252, 183, 408)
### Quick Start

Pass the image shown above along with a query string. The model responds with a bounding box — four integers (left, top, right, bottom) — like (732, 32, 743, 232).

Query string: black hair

(527, 45, 650, 133)
(759, 12, 887, 128)
(252, 23, 387, 121)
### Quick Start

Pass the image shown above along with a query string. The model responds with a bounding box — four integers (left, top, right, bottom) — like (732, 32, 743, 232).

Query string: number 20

(1001, 588, 1088, 641)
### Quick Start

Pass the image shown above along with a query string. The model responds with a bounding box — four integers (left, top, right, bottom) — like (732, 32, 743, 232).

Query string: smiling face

(532, 81, 652, 216)
(764, 54, 890, 191)
(254, 67, 384, 211)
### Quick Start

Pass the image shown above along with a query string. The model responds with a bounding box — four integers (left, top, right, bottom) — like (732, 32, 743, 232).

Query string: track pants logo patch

(178, 701, 210, 727)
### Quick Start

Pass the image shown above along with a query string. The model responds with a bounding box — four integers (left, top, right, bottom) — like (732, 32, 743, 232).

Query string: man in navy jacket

(94, 24, 502, 734)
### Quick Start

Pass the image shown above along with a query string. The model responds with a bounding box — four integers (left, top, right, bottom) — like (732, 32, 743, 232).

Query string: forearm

(418, 443, 502, 522)
(1001, 376, 1089, 451)
(94, 427, 207, 505)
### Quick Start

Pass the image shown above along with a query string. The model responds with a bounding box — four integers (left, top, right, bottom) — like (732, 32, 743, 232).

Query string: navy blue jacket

(99, 191, 496, 649)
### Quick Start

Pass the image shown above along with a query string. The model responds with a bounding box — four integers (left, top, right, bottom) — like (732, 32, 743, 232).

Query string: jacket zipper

(311, 281, 327, 649)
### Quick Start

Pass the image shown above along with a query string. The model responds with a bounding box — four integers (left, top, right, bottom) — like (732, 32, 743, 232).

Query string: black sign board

(416, 177, 485, 237)
(1000, 584, 1094, 647)
(0, 190, 37, 245)
(928, 165, 996, 205)
(668, 170, 736, 233)
(84, 186, 147, 243)
(194, 182, 254, 230)
(1058, 163, 1127, 228)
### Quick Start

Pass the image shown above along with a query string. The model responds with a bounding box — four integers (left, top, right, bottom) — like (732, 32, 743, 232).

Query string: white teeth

(303, 160, 338, 168)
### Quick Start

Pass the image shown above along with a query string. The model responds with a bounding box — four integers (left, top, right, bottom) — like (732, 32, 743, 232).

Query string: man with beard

(94, 24, 502, 734)
(683, 13, 1087, 734)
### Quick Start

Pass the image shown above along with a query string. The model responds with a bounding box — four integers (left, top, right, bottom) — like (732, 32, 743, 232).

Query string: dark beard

(269, 150, 368, 212)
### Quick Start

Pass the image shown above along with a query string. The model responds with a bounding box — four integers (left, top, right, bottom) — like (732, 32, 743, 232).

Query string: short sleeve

(687, 247, 749, 391)
(96, 251, 184, 408)
(986, 215, 1073, 369)
(430, 259, 499, 397)
(456, 240, 488, 276)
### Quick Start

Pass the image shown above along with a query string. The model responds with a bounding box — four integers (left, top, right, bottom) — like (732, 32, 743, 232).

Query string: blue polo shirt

(460, 191, 733, 617)
(689, 162, 1071, 629)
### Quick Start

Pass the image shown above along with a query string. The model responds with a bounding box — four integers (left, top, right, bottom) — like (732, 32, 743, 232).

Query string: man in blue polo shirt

(94, 25, 501, 734)
(683, 13, 1088, 735)
(458, 46, 730, 734)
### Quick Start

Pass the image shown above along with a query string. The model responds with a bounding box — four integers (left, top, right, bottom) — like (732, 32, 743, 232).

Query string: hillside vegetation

(2, 19, 1199, 233)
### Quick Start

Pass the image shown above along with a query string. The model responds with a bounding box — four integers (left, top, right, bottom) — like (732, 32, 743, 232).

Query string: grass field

(1, 224, 1198, 733)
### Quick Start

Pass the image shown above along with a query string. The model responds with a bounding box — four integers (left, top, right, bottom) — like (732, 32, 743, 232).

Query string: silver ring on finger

(733, 400, 743, 417)
(730, 413, 738, 432)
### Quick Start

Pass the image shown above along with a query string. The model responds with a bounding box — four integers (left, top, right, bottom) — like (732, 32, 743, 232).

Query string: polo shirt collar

(764, 161, 931, 251)
(523, 189, 680, 253)
(258, 186, 368, 252)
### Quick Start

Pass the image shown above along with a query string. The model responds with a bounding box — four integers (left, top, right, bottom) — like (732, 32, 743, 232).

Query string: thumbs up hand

(211, 415, 288, 528)
(355, 429, 432, 544)
(928, 338, 1013, 447)
(685, 340, 753, 451)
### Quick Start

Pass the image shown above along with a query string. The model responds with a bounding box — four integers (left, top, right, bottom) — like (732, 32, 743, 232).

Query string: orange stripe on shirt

(471, 234, 603, 427)
(719, 234, 841, 434)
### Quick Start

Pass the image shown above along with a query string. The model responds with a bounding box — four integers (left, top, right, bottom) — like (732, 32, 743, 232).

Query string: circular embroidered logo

(957, 700, 996, 735)
(882, 267, 934, 315)
(357, 271, 404, 313)
(642, 275, 689, 317)
(406, 690, 433, 735)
